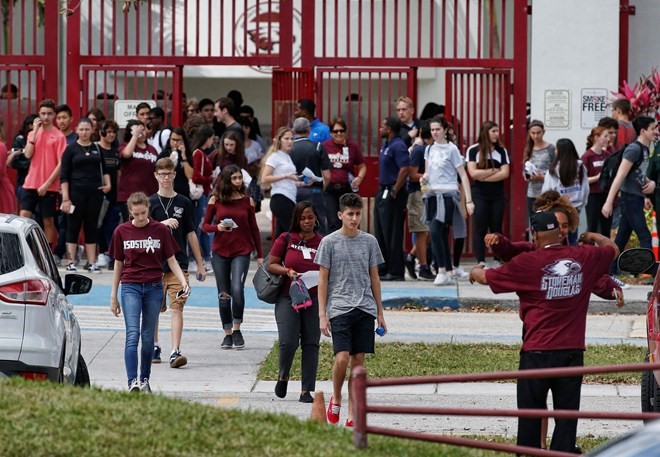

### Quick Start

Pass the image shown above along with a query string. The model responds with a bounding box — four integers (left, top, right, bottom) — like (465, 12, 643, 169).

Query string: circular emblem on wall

(234, 1, 302, 74)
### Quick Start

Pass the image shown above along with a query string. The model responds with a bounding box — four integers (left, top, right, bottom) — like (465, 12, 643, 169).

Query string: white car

(0, 214, 91, 385)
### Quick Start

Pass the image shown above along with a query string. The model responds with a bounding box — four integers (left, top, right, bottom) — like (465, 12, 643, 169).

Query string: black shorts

(20, 189, 58, 218)
(330, 308, 375, 355)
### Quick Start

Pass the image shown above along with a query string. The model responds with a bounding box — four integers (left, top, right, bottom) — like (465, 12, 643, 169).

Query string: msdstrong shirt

(110, 219, 179, 283)
(485, 244, 615, 351)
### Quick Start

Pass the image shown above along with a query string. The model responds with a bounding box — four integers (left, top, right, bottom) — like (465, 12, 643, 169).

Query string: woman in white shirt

(421, 117, 474, 286)
(261, 127, 299, 236)
(541, 138, 589, 245)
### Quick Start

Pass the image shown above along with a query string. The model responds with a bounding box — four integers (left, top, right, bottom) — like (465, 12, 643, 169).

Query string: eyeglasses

(170, 138, 183, 143)
(331, 129, 346, 134)
(156, 172, 175, 179)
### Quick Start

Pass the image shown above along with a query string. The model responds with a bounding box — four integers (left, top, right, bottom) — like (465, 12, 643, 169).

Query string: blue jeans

(211, 253, 250, 329)
(193, 194, 211, 260)
(610, 192, 651, 275)
(121, 282, 164, 384)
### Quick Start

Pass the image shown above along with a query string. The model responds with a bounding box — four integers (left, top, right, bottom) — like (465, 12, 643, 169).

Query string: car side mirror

(617, 248, 656, 275)
(64, 274, 93, 295)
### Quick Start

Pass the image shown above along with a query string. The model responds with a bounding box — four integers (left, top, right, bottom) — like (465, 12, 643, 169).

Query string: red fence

(351, 363, 660, 456)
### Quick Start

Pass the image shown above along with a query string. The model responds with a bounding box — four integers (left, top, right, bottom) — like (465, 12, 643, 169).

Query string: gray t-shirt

(526, 144, 555, 198)
(314, 230, 384, 319)
(620, 141, 649, 197)
(424, 142, 464, 192)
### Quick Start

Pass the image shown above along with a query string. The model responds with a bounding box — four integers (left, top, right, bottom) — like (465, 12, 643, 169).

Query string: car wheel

(641, 353, 660, 415)
(74, 354, 90, 387)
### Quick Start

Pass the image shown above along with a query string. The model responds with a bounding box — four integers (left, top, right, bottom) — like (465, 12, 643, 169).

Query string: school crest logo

(540, 259, 583, 299)
(234, 2, 302, 74)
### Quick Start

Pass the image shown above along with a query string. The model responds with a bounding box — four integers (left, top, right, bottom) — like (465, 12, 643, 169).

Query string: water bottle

(349, 172, 359, 192)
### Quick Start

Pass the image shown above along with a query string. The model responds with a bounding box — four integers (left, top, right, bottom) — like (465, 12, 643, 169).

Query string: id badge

(382, 189, 389, 199)
(302, 248, 312, 260)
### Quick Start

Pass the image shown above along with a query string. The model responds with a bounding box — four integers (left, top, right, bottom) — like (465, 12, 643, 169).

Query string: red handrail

(352, 362, 660, 456)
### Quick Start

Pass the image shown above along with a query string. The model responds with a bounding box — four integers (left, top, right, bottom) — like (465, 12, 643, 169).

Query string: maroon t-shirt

(485, 244, 615, 351)
(110, 219, 179, 283)
(270, 231, 323, 295)
(582, 148, 611, 194)
(202, 195, 263, 258)
(117, 143, 158, 202)
(322, 139, 364, 186)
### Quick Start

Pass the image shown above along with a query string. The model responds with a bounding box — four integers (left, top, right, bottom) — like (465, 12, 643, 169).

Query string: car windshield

(0, 232, 23, 275)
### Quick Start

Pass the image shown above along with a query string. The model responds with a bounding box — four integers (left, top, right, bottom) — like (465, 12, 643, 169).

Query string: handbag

(252, 232, 290, 304)
(189, 149, 204, 200)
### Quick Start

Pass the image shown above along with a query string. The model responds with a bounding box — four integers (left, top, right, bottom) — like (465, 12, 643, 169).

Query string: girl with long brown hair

(202, 164, 263, 349)
(522, 120, 555, 224)
(466, 120, 510, 266)
(582, 126, 612, 236)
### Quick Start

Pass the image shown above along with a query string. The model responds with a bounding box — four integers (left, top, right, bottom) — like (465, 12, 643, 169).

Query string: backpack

(598, 141, 643, 193)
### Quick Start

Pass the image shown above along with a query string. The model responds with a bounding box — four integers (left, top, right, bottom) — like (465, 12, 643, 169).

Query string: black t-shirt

(290, 138, 331, 187)
(99, 144, 121, 203)
(407, 143, 426, 192)
(158, 147, 191, 199)
(466, 144, 510, 195)
(148, 193, 195, 272)
(60, 142, 107, 191)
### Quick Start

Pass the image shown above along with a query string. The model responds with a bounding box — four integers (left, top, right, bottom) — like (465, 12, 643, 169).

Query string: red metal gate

(78, 65, 182, 125)
(446, 69, 514, 253)
(271, 68, 314, 134)
(315, 67, 417, 233)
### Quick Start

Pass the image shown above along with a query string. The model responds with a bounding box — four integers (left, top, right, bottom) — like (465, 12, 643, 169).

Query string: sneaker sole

(233, 343, 245, 349)
(221, 345, 233, 350)
(170, 356, 188, 368)
(152, 359, 161, 364)
(417, 275, 434, 281)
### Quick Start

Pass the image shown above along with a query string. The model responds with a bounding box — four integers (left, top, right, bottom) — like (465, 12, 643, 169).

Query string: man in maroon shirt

(469, 211, 618, 454)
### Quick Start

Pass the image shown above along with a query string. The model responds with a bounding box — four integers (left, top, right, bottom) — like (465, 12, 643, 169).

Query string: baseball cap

(530, 211, 559, 232)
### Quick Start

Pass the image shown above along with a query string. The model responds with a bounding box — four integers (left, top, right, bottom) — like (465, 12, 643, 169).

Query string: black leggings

(270, 194, 295, 238)
(472, 191, 506, 263)
(67, 188, 102, 244)
(585, 193, 611, 237)
(428, 196, 454, 272)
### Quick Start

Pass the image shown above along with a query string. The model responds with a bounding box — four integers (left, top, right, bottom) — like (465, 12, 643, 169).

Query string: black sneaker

(152, 345, 162, 363)
(232, 330, 245, 349)
(418, 265, 435, 281)
(404, 254, 417, 279)
(169, 350, 188, 368)
(221, 334, 233, 349)
(299, 391, 314, 403)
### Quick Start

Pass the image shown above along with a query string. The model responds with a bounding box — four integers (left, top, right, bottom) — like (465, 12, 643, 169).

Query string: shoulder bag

(253, 232, 290, 304)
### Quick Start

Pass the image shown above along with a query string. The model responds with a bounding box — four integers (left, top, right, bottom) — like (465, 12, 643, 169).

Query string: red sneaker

(327, 396, 341, 424)
(345, 418, 354, 427)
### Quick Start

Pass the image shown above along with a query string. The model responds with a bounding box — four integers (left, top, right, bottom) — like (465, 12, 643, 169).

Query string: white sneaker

(128, 379, 140, 393)
(97, 253, 111, 267)
(87, 263, 102, 274)
(610, 275, 631, 290)
(453, 267, 469, 279)
(489, 260, 502, 269)
(433, 272, 455, 286)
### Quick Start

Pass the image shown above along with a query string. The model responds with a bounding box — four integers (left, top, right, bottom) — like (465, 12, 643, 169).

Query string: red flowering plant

(611, 67, 660, 121)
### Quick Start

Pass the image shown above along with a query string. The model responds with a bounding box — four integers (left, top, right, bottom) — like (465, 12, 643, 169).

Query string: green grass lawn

(0, 377, 529, 457)
(258, 342, 647, 384)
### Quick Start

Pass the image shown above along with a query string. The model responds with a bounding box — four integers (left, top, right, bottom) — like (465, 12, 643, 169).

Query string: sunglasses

(331, 129, 346, 134)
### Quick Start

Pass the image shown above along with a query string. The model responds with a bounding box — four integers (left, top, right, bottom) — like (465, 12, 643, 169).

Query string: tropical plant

(611, 67, 660, 120)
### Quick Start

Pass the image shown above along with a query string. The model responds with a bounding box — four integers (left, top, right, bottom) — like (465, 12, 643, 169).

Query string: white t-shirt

(424, 142, 464, 192)
(147, 128, 171, 155)
(265, 150, 297, 203)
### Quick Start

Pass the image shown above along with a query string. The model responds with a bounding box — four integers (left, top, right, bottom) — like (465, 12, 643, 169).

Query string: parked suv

(0, 214, 91, 385)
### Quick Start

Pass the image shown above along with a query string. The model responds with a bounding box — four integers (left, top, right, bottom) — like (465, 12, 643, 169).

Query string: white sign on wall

(544, 90, 570, 129)
(580, 88, 609, 128)
(114, 100, 156, 128)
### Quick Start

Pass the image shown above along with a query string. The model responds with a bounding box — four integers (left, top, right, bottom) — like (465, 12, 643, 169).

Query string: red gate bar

(352, 363, 660, 454)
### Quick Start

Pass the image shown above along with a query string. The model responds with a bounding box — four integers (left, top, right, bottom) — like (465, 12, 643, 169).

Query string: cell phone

(68, 204, 76, 215)
(175, 287, 190, 299)
(11, 148, 24, 154)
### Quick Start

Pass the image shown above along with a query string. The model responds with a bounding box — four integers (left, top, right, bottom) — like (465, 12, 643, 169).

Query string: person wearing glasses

(321, 118, 366, 232)
(157, 127, 193, 199)
(149, 158, 206, 367)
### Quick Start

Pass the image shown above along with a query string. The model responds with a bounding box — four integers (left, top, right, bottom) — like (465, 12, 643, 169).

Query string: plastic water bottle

(349, 172, 359, 192)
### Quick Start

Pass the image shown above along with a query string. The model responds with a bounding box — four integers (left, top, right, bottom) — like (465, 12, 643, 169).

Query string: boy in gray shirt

(315, 192, 387, 426)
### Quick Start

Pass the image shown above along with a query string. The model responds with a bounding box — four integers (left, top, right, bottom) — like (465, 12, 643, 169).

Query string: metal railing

(351, 362, 660, 457)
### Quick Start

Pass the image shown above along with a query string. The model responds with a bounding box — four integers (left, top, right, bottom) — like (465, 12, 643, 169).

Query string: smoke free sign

(581, 88, 608, 129)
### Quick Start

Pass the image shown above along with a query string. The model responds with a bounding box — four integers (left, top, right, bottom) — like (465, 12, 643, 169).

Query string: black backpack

(598, 141, 643, 192)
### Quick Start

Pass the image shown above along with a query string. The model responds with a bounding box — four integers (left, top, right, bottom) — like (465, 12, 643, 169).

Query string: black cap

(530, 211, 559, 233)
